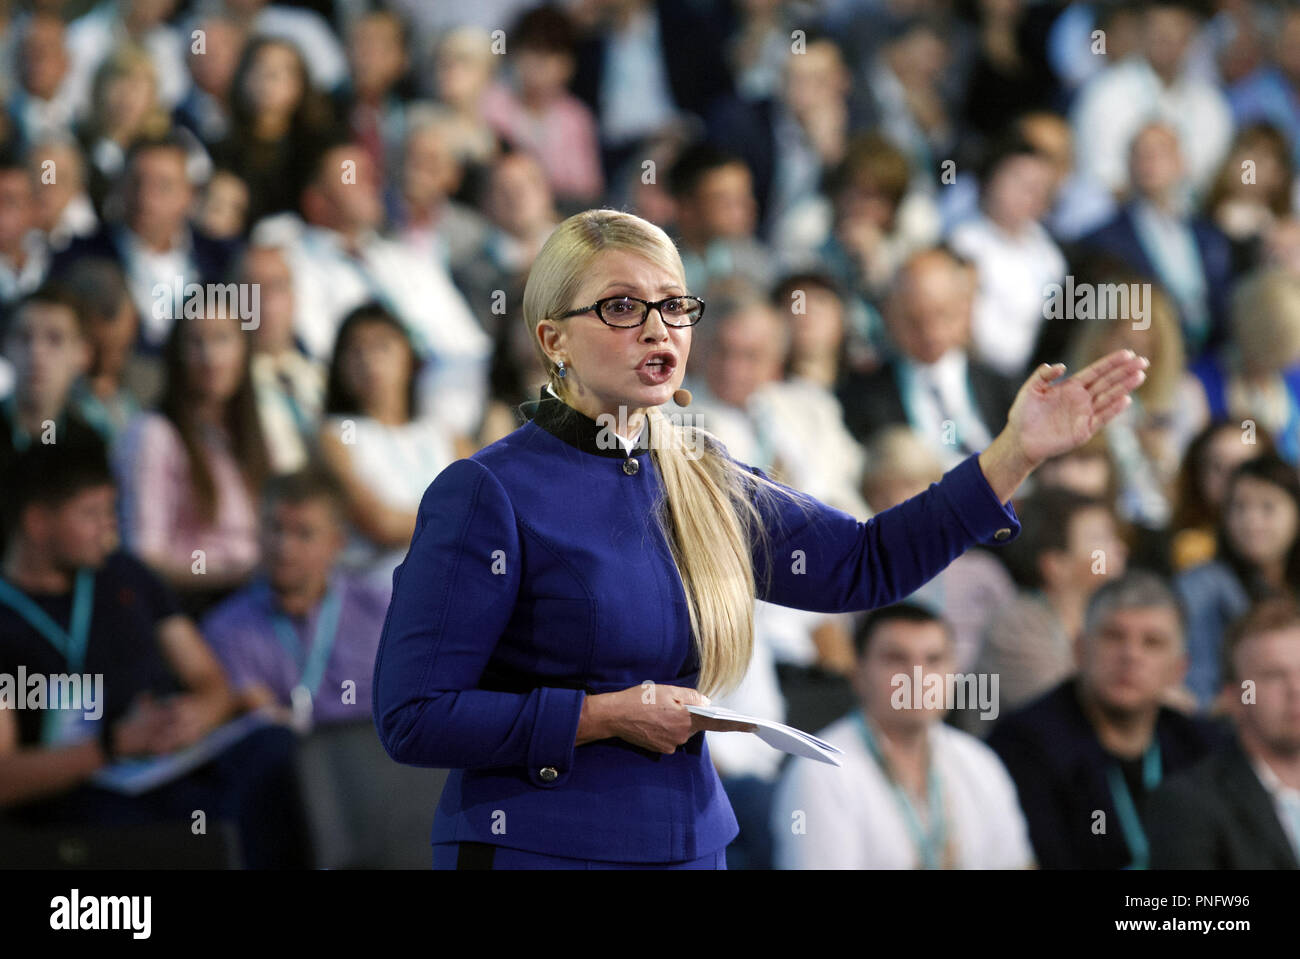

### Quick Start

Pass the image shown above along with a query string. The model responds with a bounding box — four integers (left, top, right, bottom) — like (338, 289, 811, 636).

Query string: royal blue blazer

(372, 389, 1022, 862)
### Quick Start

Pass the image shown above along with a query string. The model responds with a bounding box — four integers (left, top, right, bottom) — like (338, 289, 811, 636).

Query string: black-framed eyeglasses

(555, 295, 706, 328)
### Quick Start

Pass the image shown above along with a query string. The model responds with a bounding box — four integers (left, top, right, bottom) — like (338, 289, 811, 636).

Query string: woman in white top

(318, 303, 459, 595)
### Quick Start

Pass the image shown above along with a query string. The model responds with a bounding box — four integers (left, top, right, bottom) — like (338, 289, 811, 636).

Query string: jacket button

(622, 457, 639, 475)
(994, 527, 1012, 541)
(539, 766, 558, 782)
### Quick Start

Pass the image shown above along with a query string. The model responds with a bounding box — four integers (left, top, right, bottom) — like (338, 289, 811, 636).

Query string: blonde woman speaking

(372, 209, 1149, 870)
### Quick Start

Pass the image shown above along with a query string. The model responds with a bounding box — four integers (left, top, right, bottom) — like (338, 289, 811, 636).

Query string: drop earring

(557, 359, 566, 378)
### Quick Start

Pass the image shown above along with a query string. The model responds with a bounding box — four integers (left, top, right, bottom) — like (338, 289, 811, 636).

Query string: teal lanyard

(0, 569, 95, 673)
(0, 570, 96, 745)
(853, 709, 947, 869)
(1106, 740, 1162, 870)
(270, 584, 343, 700)
(2, 394, 66, 453)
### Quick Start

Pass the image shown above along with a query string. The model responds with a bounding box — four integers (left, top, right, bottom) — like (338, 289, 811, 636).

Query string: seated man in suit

(987, 569, 1223, 869)
(1148, 597, 1300, 868)
(1077, 122, 1232, 361)
(51, 133, 242, 354)
(837, 246, 1019, 471)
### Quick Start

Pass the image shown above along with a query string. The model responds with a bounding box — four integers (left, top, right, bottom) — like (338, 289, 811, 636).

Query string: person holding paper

(769, 602, 1035, 869)
(372, 208, 1150, 869)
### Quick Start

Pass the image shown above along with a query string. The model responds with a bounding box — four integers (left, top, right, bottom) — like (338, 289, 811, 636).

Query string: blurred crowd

(1, 0, 1299, 870)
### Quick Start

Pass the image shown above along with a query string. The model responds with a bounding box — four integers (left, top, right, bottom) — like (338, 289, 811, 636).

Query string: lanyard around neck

(1106, 739, 1163, 870)
(3, 394, 66, 453)
(0, 568, 95, 673)
(853, 709, 947, 869)
(270, 583, 344, 700)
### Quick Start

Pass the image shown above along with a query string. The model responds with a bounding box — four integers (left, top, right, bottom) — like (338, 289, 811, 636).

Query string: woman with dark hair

(317, 303, 458, 596)
(1169, 419, 1276, 571)
(1175, 452, 1300, 709)
(114, 305, 270, 617)
(1205, 123, 1296, 276)
(210, 35, 339, 224)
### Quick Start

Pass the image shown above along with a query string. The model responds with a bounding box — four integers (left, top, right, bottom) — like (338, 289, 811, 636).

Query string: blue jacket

(372, 388, 1022, 862)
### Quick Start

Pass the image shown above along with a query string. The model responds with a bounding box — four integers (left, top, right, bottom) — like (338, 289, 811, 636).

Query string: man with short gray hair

(987, 569, 1224, 869)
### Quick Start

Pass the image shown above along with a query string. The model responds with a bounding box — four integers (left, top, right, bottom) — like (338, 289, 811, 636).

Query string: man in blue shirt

(202, 468, 389, 729)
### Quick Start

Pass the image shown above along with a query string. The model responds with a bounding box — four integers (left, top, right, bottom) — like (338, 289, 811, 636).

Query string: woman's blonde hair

(90, 43, 170, 140)
(522, 209, 811, 697)
(1068, 277, 1185, 414)
(1230, 268, 1300, 375)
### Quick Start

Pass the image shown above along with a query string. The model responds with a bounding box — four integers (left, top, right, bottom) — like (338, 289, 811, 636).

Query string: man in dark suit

(1147, 597, 1300, 868)
(987, 570, 1223, 869)
(51, 133, 242, 356)
(1076, 122, 1232, 362)
(837, 246, 1019, 470)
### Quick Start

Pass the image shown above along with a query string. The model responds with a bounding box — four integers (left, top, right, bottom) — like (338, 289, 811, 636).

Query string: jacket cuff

(525, 687, 587, 788)
(939, 452, 1022, 545)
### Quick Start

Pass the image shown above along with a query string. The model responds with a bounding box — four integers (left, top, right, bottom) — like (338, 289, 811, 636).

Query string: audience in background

(239, 243, 322, 476)
(1070, 0, 1232, 197)
(668, 143, 772, 295)
(113, 303, 269, 617)
(201, 467, 388, 729)
(1148, 596, 1300, 868)
(949, 131, 1065, 381)
(54, 133, 240, 352)
(771, 603, 1035, 869)
(969, 486, 1127, 731)
(60, 256, 161, 442)
(317, 303, 458, 598)
(268, 141, 491, 439)
(481, 5, 603, 213)
(863, 426, 1016, 676)
(1187, 268, 1300, 465)
(0, 146, 48, 308)
(1168, 420, 1275, 572)
(1175, 453, 1300, 710)
(1084, 122, 1233, 363)
(0, 439, 308, 868)
(0, 284, 103, 488)
(989, 571, 1222, 869)
(838, 247, 1018, 471)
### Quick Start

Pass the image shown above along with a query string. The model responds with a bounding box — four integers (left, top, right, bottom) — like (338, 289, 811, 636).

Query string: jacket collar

(522, 385, 650, 459)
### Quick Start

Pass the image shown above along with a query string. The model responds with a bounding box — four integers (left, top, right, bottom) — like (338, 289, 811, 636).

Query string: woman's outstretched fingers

(1072, 348, 1130, 389)
(1094, 392, 1133, 430)
(1083, 352, 1140, 397)
(1036, 362, 1065, 387)
(1092, 362, 1147, 409)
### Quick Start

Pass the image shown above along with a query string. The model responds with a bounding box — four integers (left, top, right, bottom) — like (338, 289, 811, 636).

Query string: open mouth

(642, 348, 681, 369)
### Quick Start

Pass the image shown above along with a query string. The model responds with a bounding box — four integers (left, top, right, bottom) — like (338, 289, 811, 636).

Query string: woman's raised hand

(1010, 349, 1149, 465)
(978, 349, 1150, 503)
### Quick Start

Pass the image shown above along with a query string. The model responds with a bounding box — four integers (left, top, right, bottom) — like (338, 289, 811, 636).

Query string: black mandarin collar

(522, 385, 650, 459)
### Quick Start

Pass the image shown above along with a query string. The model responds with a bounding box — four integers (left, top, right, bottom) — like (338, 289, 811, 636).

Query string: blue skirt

(433, 841, 727, 870)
